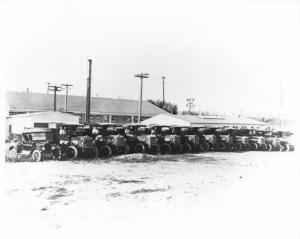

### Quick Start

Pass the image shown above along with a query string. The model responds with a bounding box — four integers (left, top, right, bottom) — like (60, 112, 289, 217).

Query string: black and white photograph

(1, 0, 299, 238)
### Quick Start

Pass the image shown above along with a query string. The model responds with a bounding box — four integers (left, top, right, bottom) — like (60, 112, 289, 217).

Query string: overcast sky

(1, 0, 299, 118)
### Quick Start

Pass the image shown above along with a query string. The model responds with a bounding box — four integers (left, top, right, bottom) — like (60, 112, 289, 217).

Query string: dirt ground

(2, 152, 300, 239)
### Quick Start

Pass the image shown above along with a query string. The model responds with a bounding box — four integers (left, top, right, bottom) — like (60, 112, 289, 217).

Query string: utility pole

(46, 82, 51, 94)
(85, 59, 92, 123)
(48, 85, 63, 111)
(162, 76, 166, 104)
(186, 98, 195, 113)
(61, 83, 73, 112)
(134, 73, 149, 123)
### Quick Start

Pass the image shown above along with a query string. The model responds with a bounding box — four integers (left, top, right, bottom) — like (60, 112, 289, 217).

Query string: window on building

(111, 115, 132, 123)
(34, 123, 49, 128)
(90, 114, 110, 123)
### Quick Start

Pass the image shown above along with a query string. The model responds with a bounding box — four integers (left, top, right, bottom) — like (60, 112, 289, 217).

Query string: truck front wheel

(32, 150, 42, 162)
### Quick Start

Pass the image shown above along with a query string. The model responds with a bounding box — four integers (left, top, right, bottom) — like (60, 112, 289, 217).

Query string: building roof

(172, 114, 266, 125)
(6, 111, 78, 118)
(6, 111, 80, 125)
(6, 91, 168, 116)
(142, 114, 267, 126)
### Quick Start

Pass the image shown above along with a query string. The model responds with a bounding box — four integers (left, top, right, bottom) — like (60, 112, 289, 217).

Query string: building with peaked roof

(6, 91, 168, 124)
(141, 114, 267, 129)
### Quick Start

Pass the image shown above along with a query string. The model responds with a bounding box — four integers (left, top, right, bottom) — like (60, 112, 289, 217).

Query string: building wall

(76, 113, 151, 124)
(6, 116, 33, 135)
(6, 112, 80, 136)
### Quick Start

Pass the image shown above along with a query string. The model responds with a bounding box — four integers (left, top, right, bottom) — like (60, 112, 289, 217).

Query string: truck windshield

(106, 126, 124, 135)
(136, 127, 147, 134)
(31, 132, 53, 141)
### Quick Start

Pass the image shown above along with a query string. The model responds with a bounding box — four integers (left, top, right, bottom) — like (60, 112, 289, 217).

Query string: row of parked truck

(6, 123, 295, 161)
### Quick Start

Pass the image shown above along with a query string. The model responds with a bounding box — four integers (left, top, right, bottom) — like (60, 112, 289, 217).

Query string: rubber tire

(285, 144, 291, 152)
(208, 143, 215, 151)
(182, 143, 192, 153)
(155, 145, 160, 154)
(218, 142, 226, 151)
(32, 150, 42, 162)
(279, 144, 285, 152)
(9, 148, 18, 161)
(250, 143, 258, 151)
(201, 142, 210, 152)
(134, 143, 146, 153)
(66, 146, 78, 159)
(174, 144, 183, 154)
(53, 148, 62, 160)
(266, 143, 272, 152)
(160, 143, 171, 155)
(260, 143, 266, 151)
(193, 144, 201, 153)
(100, 145, 112, 158)
(88, 147, 99, 159)
(243, 143, 251, 151)
(233, 143, 242, 151)
(124, 145, 130, 154)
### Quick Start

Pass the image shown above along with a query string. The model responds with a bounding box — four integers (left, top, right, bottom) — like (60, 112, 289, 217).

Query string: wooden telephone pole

(85, 59, 92, 123)
(186, 98, 195, 113)
(162, 76, 166, 104)
(46, 82, 51, 94)
(134, 73, 149, 123)
(61, 83, 73, 112)
(48, 85, 63, 111)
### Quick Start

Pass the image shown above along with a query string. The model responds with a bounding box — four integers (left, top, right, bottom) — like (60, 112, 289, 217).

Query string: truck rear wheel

(242, 143, 250, 151)
(266, 143, 273, 152)
(160, 143, 171, 155)
(100, 145, 112, 158)
(200, 142, 210, 151)
(250, 143, 258, 151)
(66, 146, 78, 159)
(87, 147, 98, 159)
(182, 143, 192, 153)
(173, 144, 183, 154)
(124, 145, 130, 154)
(233, 143, 242, 151)
(279, 144, 285, 152)
(193, 144, 201, 152)
(218, 142, 226, 151)
(134, 143, 146, 153)
(260, 143, 267, 151)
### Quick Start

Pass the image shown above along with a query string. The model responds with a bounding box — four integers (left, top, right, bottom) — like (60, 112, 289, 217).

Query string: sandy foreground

(1, 152, 300, 239)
